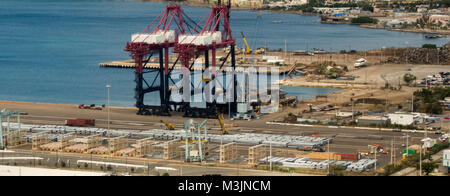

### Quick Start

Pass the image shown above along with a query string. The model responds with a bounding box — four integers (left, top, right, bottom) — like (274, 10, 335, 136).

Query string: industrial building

(387, 113, 414, 126)
(443, 150, 450, 171)
(356, 115, 389, 126)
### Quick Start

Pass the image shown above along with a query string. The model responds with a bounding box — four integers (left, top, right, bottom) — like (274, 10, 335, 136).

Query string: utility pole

(406, 134, 409, 158)
(270, 138, 272, 171)
(106, 84, 111, 131)
(374, 149, 377, 174)
(390, 138, 393, 164)
(405, 41, 409, 64)
(419, 144, 422, 176)
(393, 136, 396, 163)
(327, 139, 330, 175)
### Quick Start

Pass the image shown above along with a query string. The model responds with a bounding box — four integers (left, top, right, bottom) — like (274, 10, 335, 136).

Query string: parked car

(392, 129, 402, 132)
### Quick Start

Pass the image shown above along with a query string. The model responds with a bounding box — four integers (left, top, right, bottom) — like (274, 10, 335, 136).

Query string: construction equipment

(218, 114, 230, 135)
(78, 104, 103, 110)
(368, 144, 384, 154)
(0, 109, 22, 150)
(241, 32, 252, 54)
(160, 120, 175, 130)
(184, 119, 208, 162)
(302, 145, 325, 152)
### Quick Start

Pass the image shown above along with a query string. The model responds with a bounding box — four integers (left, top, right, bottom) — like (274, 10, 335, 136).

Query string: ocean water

(0, 0, 447, 107)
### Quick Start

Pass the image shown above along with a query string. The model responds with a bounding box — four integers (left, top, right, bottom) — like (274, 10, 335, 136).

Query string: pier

(99, 59, 292, 74)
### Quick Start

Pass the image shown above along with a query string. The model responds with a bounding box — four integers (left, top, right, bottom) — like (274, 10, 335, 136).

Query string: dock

(99, 59, 291, 75)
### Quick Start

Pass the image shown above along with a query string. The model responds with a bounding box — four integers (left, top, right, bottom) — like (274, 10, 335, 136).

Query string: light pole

(106, 84, 111, 131)
(405, 41, 409, 64)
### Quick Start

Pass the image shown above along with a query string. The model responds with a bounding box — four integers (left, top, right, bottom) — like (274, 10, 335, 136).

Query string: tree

(422, 44, 437, 49)
(403, 73, 416, 85)
(417, 162, 438, 175)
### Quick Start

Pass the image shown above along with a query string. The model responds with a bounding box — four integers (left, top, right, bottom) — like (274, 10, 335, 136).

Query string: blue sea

(0, 0, 447, 106)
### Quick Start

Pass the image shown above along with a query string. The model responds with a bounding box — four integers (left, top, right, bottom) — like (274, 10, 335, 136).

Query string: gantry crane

(0, 109, 21, 150)
(183, 119, 208, 162)
(124, 4, 200, 116)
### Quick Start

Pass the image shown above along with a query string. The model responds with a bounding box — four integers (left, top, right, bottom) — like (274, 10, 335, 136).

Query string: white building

(421, 138, 435, 149)
(443, 149, 450, 169)
(388, 113, 415, 126)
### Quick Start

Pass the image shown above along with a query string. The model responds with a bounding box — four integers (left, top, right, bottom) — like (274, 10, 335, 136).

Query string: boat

(271, 20, 283, 24)
(424, 33, 442, 39)
(354, 58, 367, 68)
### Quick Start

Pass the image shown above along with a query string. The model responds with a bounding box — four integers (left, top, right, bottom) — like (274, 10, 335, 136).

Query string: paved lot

(0, 101, 440, 171)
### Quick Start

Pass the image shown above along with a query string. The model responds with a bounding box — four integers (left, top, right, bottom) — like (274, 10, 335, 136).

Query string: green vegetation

(413, 87, 450, 114)
(351, 17, 378, 24)
(358, 2, 374, 12)
(422, 44, 437, 49)
(403, 73, 417, 85)
(417, 162, 439, 176)
(328, 164, 346, 176)
(381, 142, 449, 176)
(162, 172, 170, 176)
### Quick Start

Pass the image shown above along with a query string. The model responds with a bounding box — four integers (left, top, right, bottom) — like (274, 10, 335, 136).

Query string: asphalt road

(1, 101, 440, 170)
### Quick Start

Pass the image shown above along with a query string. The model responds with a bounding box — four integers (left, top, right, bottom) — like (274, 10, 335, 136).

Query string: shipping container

(335, 153, 358, 160)
(401, 149, 417, 155)
(65, 119, 95, 127)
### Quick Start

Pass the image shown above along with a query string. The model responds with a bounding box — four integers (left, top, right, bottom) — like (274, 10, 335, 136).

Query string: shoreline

(0, 100, 136, 110)
(135, 0, 448, 35)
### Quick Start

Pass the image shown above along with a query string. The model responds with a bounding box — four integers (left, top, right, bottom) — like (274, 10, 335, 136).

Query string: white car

(410, 129, 418, 133)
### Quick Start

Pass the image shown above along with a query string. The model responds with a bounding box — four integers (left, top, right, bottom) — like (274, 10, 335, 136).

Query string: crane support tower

(0, 109, 21, 150)
(183, 119, 208, 162)
(173, 1, 237, 118)
(124, 1, 237, 119)
(124, 4, 200, 116)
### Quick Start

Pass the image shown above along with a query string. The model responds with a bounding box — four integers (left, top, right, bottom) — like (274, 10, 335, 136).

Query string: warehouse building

(388, 113, 415, 126)
(357, 116, 389, 126)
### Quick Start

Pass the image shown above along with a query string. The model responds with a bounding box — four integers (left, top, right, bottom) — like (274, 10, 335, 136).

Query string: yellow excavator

(160, 120, 175, 130)
(241, 32, 252, 54)
(218, 114, 230, 135)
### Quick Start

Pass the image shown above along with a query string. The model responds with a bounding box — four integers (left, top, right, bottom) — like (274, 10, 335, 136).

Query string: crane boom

(218, 114, 230, 135)
(160, 120, 175, 130)
(241, 32, 251, 54)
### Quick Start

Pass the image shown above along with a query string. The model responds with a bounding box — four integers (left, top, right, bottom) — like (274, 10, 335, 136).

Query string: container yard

(1, 0, 449, 179)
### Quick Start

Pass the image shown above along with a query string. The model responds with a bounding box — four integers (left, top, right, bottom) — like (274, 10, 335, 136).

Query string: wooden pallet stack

(40, 142, 63, 152)
(40, 133, 75, 152)
(135, 138, 157, 157)
(64, 144, 89, 153)
(220, 142, 237, 164)
(86, 134, 102, 149)
(64, 134, 102, 153)
(163, 139, 179, 160)
(108, 135, 128, 153)
(32, 132, 50, 151)
(248, 144, 267, 165)
(6, 131, 26, 147)
(87, 146, 109, 154)
(114, 148, 136, 157)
